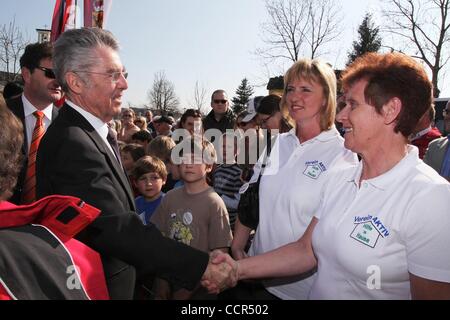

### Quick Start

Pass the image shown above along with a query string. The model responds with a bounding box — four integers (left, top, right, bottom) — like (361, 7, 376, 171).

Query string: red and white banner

(51, 0, 78, 42)
(84, 0, 112, 28)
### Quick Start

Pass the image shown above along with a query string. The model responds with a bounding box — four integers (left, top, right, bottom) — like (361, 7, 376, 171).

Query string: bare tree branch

(308, 0, 342, 59)
(147, 71, 180, 114)
(384, 0, 450, 97)
(189, 80, 208, 115)
(0, 17, 28, 81)
(255, 0, 342, 66)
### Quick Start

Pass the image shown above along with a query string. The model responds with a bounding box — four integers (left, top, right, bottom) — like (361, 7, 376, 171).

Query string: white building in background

(36, 29, 51, 43)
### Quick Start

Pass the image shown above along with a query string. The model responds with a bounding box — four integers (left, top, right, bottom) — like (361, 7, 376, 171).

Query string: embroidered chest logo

(303, 161, 326, 179)
(350, 215, 390, 248)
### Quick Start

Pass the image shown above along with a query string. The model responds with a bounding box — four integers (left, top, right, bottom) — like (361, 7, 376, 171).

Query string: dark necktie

(107, 127, 123, 166)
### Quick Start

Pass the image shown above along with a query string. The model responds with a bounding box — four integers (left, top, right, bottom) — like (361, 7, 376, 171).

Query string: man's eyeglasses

(444, 108, 450, 116)
(74, 70, 128, 83)
(213, 99, 228, 104)
(36, 66, 56, 79)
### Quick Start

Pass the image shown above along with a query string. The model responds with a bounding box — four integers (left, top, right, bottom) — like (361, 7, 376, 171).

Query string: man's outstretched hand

(201, 250, 239, 294)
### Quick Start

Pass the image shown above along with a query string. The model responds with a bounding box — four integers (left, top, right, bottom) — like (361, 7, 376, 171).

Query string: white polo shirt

(249, 127, 358, 300)
(310, 146, 450, 300)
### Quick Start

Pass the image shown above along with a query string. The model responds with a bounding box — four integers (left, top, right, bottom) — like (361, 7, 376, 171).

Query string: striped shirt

(213, 164, 243, 230)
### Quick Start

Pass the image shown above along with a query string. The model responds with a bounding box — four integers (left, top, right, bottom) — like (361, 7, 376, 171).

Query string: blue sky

(5, 0, 442, 112)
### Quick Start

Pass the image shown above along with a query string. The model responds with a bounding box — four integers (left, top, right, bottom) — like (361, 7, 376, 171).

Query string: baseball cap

(242, 96, 264, 123)
(154, 115, 174, 125)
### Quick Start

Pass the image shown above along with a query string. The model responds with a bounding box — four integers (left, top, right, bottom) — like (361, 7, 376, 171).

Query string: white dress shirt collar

(65, 100, 109, 141)
(22, 94, 54, 121)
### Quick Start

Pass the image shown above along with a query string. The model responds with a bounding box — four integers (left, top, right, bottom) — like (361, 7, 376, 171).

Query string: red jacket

(412, 127, 442, 159)
(0, 196, 109, 300)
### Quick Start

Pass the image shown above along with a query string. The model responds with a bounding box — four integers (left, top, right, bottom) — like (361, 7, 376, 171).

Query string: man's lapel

(62, 105, 135, 206)
(6, 96, 28, 155)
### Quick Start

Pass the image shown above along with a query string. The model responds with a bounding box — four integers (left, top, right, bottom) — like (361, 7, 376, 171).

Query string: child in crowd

(133, 156, 167, 225)
(120, 143, 146, 175)
(120, 143, 146, 196)
(151, 136, 233, 300)
(213, 132, 243, 232)
(131, 130, 153, 151)
(147, 136, 182, 192)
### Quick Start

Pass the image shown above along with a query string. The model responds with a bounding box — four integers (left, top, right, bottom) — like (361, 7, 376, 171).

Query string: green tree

(232, 78, 254, 115)
(347, 13, 382, 65)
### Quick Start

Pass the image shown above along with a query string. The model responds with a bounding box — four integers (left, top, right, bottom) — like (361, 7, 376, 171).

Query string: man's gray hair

(53, 27, 120, 92)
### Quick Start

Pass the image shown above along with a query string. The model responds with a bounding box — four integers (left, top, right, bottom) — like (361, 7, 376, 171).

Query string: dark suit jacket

(6, 95, 59, 204)
(36, 104, 209, 299)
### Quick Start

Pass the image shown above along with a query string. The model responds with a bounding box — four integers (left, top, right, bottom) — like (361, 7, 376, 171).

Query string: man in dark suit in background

(36, 28, 234, 299)
(6, 42, 61, 204)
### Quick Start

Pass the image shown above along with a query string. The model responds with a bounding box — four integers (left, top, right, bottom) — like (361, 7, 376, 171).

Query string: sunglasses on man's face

(36, 66, 56, 79)
(213, 99, 228, 104)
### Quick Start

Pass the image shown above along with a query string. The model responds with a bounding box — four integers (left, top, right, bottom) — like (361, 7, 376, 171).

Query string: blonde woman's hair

(281, 59, 337, 131)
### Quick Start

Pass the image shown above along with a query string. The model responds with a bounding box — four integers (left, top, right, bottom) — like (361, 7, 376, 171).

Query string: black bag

(237, 175, 263, 230)
(237, 133, 272, 230)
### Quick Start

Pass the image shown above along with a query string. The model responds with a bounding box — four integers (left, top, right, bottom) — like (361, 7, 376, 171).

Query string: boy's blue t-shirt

(135, 193, 165, 225)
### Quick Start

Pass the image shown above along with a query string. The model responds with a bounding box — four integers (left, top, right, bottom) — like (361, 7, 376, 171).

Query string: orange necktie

(22, 111, 45, 204)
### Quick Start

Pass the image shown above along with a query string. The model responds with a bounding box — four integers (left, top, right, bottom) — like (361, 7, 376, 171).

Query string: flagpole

(74, 0, 77, 29)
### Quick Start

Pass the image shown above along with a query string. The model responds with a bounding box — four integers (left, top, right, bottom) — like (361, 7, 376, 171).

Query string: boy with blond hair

(151, 136, 232, 300)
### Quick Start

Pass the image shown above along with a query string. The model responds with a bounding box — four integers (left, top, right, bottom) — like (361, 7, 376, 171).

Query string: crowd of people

(0, 27, 449, 300)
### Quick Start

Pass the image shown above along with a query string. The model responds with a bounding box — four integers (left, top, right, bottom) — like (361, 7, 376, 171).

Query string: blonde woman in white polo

(231, 59, 358, 300)
(213, 53, 450, 300)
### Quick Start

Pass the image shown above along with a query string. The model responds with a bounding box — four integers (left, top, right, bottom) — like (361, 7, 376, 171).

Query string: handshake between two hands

(201, 250, 239, 294)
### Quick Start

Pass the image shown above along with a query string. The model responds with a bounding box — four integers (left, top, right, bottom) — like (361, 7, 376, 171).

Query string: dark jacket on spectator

(203, 109, 236, 133)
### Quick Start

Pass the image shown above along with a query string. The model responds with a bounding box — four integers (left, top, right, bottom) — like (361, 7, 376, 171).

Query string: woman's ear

(383, 97, 402, 125)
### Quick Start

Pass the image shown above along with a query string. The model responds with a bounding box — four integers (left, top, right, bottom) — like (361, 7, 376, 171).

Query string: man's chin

(214, 108, 228, 114)
(112, 105, 122, 116)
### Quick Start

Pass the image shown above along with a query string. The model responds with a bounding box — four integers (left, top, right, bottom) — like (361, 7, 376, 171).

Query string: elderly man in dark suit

(6, 42, 61, 204)
(36, 28, 234, 299)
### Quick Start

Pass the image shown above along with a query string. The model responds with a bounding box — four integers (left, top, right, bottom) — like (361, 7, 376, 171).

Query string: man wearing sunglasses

(203, 89, 236, 133)
(6, 42, 62, 205)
